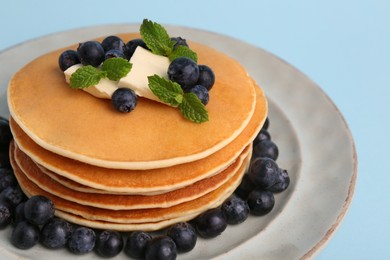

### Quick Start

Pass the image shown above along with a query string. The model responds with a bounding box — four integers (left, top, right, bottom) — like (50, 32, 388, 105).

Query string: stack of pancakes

(7, 34, 267, 231)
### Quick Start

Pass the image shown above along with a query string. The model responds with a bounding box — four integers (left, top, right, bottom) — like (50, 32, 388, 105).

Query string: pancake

(11, 142, 249, 230)
(8, 33, 262, 170)
(10, 86, 266, 194)
(35, 145, 250, 195)
(14, 142, 250, 209)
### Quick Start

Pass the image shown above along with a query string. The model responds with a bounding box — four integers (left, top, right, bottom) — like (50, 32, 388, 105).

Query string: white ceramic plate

(0, 25, 357, 260)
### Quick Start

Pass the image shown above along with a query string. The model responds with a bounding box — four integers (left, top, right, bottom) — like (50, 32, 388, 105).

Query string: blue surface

(1, 1, 389, 259)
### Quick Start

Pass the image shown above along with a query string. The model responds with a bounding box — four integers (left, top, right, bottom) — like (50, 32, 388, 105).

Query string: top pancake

(8, 33, 259, 169)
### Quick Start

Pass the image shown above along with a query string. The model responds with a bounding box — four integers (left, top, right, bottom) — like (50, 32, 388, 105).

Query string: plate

(0, 25, 357, 259)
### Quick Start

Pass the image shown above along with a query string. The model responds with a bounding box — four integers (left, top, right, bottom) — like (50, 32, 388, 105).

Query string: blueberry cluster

(0, 116, 289, 259)
(58, 35, 141, 72)
(168, 57, 215, 105)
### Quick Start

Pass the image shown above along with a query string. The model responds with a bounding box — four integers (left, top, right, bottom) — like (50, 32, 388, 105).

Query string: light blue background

(1, 0, 389, 259)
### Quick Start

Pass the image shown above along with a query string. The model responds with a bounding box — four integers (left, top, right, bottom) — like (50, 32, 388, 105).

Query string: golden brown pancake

(14, 143, 250, 209)
(8, 33, 261, 169)
(10, 86, 266, 194)
(11, 141, 248, 230)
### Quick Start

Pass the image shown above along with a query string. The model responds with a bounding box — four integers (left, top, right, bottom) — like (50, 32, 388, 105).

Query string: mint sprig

(70, 58, 131, 89)
(148, 75, 208, 123)
(140, 19, 174, 57)
(102, 58, 132, 81)
(70, 66, 107, 89)
(140, 19, 198, 62)
(169, 45, 197, 62)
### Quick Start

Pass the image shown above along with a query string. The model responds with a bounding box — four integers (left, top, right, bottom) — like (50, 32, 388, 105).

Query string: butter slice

(118, 47, 170, 103)
(64, 64, 118, 99)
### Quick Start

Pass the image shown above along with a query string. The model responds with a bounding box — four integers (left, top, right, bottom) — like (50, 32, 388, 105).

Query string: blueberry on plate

(68, 227, 96, 254)
(0, 169, 17, 192)
(101, 35, 125, 52)
(0, 201, 12, 228)
(247, 188, 275, 216)
(111, 88, 138, 113)
(41, 218, 72, 249)
(145, 236, 177, 260)
(0, 151, 11, 169)
(248, 157, 279, 189)
(12, 201, 26, 226)
(105, 49, 126, 60)
(262, 117, 270, 130)
(24, 195, 55, 226)
(195, 208, 227, 238)
(77, 41, 105, 67)
(124, 231, 152, 258)
(189, 85, 209, 105)
(221, 195, 250, 225)
(11, 221, 40, 249)
(0, 185, 25, 208)
(168, 57, 199, 91)
(124, 38, 149, 60)
(253, 139, 279, 161)
(197, 65, 215, 91)
(234, 174, 256, 200)
(58, 50, 80, 71)
(268, 168, 290, 193)
(95, 230, 124, 257)
(253, 129, 271, 146)
(0, 117, 12, 147)
(167, 222, 197, 253)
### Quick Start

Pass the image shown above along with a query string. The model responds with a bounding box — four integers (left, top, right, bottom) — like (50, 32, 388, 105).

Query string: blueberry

(145, 236, 177, 260)
(24, 195, 55, 226)
(253, 129, 271, 146)
(77, 41, 105, 67)
(0, 169, 17, 191)
(111, 88, 138, 113)
(247, 188, 275, 216)
(0, 201, 12, 228)
(58, 50, 80, 71)
(171, 36, 189, 49)
(124, 231, 152, 259)
(0, 117, 12, 147)
(68, 227, 96, 254)
(95, 230, 123, 257)
(195, 208, 227, 238)
(197, 65, 215, 91)
(248, 157, 279, 189)
(262, 117, 269, 130)
(268, 168, 290, 193)
(168, 57, 199, 91)
(167, 222, 197, 253)
(11, 221, 40, 249)
(189, 85, 209, 105)
(253, 140, 279, 161)
(101, 35, 125, 52)
(124, 38, 149, 60)
(12, 202, 26, 226)
(234, 174, 256, 200)
(0, 186, 24, 208)
(221, 195, 250, 225)
(41, 218, 72, 249)
(105, 49, 126, 60)
(0, 149, 11, 169)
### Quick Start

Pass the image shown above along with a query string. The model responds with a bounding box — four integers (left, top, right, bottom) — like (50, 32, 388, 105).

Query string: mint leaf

(140, 19, 174, 56)
(169, 45, 198, 62)
(148, 75, 184, 107)
(70, 66, 106, 89)
(179, 93, 209, 123)
(102, 58, 132, 81)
